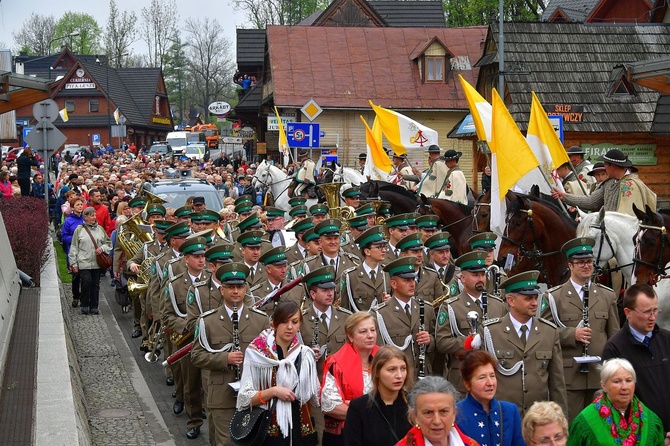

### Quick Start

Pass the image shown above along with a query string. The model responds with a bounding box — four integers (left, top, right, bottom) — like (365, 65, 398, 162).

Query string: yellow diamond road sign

(301, 99, 322, 122)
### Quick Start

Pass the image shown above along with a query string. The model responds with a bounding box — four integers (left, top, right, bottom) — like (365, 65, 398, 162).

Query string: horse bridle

(254, 166, 293, 200)
(414, 201, 473, 230)
(589, 219, 633, 276)
(633, 219, 670, 284)
(501, 199, 562, 282)
(472, 201, 490, 233)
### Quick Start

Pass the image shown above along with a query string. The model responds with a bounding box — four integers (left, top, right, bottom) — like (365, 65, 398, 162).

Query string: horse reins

(633, 220, 670, 284)
(589, 220, 634, 275)
(255, 167, 293, 200)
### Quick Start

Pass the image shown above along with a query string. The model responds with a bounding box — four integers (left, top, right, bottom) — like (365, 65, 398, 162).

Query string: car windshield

(167, 137, 186, 147)
(152, 188, 223, 210)
(150, 145, 168, 153)
(185, 146, 202, 154)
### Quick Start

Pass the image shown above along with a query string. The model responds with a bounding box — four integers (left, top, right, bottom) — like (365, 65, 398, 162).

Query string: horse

(473, 191, 491, 233)
(417, 195, 475, 257)
(333, 164, 367, 186)
(576, 209, 637, 289)
(252, 160, 317, 214)
(360, 181, 419, 215)
(498, 192, 577, 286)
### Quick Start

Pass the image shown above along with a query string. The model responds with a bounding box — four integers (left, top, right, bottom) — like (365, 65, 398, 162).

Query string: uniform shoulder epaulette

(143, 240, 153, 246)
(423, 265, 437, 273)
(302, 308, 309, 316)
(539, 317, 557, 329)
(249, 306, 268, 316)
(193, 279, 208, 287)
(342, 251, 360, 262)
(335, 306, 353, 315)
(303, 254, 319, 263)
(169, 272, 185, 283)
(595, 283, 614, 292)
(342, 266, 357, 276)
(200, 308, 217, 318)
(483, 317, 500, 326)
(546, 284, 561, 293)
(167, 257, 182, 265)
(446, 296, 459, 305)
(371, 301, 387, 311)
(284, 246, 293, 253)
(489, 294, 505, 303)
(249, 283, 263, 293)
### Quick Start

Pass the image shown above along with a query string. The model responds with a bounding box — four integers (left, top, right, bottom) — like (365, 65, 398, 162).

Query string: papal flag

(113, 108, 121, 124)
(516, 92, 569, 194)
(489, 88, 539, 235)
(274, 106, 290, 167)
(59, 107, 69, 123)
(458, 74, 492, 143)
(369, 100, 438, 155)
(361, 116, 392, 180)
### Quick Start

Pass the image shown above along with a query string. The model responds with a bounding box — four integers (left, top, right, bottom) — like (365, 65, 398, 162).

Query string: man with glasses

(603, 283, 670, 433)
(540, 237, 619, 422)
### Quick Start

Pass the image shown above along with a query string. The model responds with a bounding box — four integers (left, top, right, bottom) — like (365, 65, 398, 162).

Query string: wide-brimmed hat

(600, 149, 633, 168)
(358, 153, 367, 160)
(443, 150, 462, 161)
(392, 152, 407, 159)
(427, 144, 442, 153)
(587, 162, 606, 176)
(566, 145, 585, 156)
(298, 150, 309, 158)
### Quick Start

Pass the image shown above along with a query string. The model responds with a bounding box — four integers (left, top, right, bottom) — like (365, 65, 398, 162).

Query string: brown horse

(498, 192, 577, 286)
(633, 205, 670, 285)
(473, 191, 491, 232)
(417, 195, 475, 256)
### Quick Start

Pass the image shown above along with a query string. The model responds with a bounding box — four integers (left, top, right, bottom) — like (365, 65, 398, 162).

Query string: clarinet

(481, 290, 489, 322)
(312, 314, 320, 349)
(418, 299, 426, 379)
(579, 282, 590, 373)
(232, 303, 241, 380)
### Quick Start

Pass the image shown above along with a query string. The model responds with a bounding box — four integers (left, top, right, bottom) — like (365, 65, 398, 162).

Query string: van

(166, 131, 201, 156)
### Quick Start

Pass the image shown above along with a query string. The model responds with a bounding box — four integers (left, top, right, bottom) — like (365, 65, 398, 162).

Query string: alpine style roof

(266, 25, 486, 110)
(478, 22, 670, 134)
(541, 0, 601, 22)
(236, 29, 266, 66)
(368, 1, 445, 27)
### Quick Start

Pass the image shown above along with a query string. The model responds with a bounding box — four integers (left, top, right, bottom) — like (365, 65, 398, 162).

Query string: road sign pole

(41, 117, 49, 210)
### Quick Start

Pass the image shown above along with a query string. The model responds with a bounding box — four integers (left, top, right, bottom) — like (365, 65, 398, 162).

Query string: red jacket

(87, 203, 114, 236)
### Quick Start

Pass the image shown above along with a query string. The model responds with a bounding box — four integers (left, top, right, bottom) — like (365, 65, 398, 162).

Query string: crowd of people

(6, 137, 670, 446)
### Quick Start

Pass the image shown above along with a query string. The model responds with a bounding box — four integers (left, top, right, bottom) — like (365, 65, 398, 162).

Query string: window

(425, 56, 445, 82)
(65, 100, 75, 113)
(89, 100, 99, 113)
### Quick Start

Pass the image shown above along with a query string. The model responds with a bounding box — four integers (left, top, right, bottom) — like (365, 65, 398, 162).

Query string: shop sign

(582, 143, 657, 166)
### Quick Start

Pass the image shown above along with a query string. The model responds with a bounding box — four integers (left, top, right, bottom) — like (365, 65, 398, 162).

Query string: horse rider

(358, 152, 367, 175)
(391, 152, 416, 191)
(587, 162, 607, 194)
(567, 145, 594, 191)
(294, 150, 316, 198)
(552, 149, 657, 217)
(437, 149, 468, 204)
(557, 161, 589, 197)
(417, 144, 449, 198)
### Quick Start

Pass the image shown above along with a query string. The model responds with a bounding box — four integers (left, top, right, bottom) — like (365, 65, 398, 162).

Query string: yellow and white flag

(274, 106, 290, 167)
(361, 116, 392, 180)
(369, 100, 438, 155)
(113, 108, 120, 124)
(490, 89, 540, 235)
(516, 92, 568, 194)
(59, 107, 69, 122)
(458, 74, 492, 143)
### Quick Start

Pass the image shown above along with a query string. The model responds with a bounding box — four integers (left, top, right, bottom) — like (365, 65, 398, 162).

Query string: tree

(231, 0, 329, 28)
(54, 12, 102, 54)
(104, 0, 137, 68)
(140, 0, 178, 68)
(12, 13, 57, 56)
(183, 18, 236, 116)
(443, 0, 546, 27)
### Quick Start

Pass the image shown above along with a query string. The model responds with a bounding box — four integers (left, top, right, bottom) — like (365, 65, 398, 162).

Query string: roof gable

(542, 0, 600, 22)
(267, 25, 486, 110)
(313, 0, 388, 27)
(409, 36, 453, 61)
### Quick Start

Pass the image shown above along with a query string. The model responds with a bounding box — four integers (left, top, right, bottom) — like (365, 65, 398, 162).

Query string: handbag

(230, 398, 277, 446)
(83, 225, 113, 269)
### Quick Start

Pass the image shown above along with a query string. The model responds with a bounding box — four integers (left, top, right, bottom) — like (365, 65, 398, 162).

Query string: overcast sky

(0, 0, 247, 57)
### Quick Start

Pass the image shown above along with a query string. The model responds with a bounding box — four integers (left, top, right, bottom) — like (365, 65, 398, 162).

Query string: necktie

(643, 335, 651, 348)
(329, 258, 335, 266)
(250, 268, 255, 280)
(520, 325, 528, 347)
(321, 313, 328, 332)
(396, 249, 400, 257)
(405, 304, 411, 319)
(370, 270, 376, 284)
(438, 267, 444, 279)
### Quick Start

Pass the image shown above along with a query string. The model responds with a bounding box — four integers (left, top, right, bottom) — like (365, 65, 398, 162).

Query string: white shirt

(322, 254, 338, 266)
(395, 297, 412, 315)
(188, 273, 202, 284)
(313, 305, 332, 327)
(570, 279, 586, 300)
(245, 262, 258, 276)
(224, 303, 244, 319)
(363, 262, 378, 278)
(509, 314, 533, 342)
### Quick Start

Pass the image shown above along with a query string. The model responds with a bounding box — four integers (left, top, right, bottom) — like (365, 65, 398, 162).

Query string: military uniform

(128, 238, 169, 337)
(284, 242, 308, 265)
(341, 263, 390, 312)
(191, 304, 270, 445)
(300, 305, 351, 377)
(254, 279, 305, 316)
(415, 266, 443, 303)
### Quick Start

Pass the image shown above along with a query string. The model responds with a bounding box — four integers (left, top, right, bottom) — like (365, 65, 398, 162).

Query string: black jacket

(602, 322, 670, 431)
(17, 153, 38, 180)
(343, 392, 411, 446)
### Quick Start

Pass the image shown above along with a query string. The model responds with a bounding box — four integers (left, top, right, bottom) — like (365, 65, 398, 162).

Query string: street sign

(32, 99, 59, 123)
(208, 101, 231, 115)
(92, 134, 101, 145)
(287, 123, 320, 148)
(548, 115, 564, 144)
(22, 127, 33, 147)
(24, 122, 67, 153)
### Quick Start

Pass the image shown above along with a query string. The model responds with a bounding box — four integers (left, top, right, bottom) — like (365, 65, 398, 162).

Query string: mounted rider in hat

(567, 145, 595, 191)
(293, 150, 316, 198)
(437, 149, 468, 204)
(552, 149, 656, 217)
(417, 144, 450, 198)
(391, 151, 416, 191)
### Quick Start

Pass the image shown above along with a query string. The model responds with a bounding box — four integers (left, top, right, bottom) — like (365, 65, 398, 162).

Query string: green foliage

(54, 12, 102, 54)
(53, 242, 73, 284)
(444, 0, 545, 27)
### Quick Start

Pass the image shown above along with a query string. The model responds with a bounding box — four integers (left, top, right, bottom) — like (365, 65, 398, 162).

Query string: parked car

(143, 177, 223, 210)
(148, 142, 173, 159)
(184, 143, 207, 161)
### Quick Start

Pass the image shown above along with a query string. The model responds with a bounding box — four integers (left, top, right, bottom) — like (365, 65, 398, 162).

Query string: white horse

(333, 164, 367, 186)
(252, 160, 317, 214)
(576, 210, 637, 288)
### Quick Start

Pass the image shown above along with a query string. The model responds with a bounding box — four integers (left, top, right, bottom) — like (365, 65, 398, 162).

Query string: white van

(166, 131, 201, 156)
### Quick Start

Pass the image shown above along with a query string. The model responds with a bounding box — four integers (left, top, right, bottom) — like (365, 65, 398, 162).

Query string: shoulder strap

(82, 225, 99, 249)
(371, 396, 401, 443)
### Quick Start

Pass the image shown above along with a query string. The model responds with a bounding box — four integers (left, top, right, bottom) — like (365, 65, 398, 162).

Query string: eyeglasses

(532, 433, 567, 445)
(631, 307, 662, 318)
(370, 244, 388, 251)
(571, 259, 594, 267)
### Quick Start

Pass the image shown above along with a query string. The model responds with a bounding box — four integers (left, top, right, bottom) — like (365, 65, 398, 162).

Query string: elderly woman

(456, 351, 525, 446)
(567, 358, 664, 445)
(343, 345, 413, 446)
(68, 207, 112, 315)
(396, 376, 478, 446)
(522, 401, 568, 446)
(320, 312, 379, 446)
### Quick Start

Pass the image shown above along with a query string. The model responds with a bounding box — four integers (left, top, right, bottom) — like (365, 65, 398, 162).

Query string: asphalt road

(100, 283, 211, 445)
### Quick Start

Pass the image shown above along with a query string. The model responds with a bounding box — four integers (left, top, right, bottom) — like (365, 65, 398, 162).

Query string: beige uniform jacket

(341, 263, 390, 312)
(300, 305, 351, 377)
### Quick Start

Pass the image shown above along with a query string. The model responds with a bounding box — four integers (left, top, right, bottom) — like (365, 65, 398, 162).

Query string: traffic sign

(287, 123, 320, 148)
(22, 127, 33, 147)
(548, 115, 564, 143)
(32, 99, 59, 123)
(92, 134, 101, 145)
(24, 122, 67, 153)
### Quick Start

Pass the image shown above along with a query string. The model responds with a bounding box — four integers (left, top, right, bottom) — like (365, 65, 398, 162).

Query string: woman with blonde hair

(321, 311, 379, 446)
(522, 401, 568, 446)
(343, 345, 413, 446)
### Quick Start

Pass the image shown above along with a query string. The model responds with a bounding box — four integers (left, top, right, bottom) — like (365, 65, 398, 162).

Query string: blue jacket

(61, 212, 84, 255)
(456, 393, 525, 446)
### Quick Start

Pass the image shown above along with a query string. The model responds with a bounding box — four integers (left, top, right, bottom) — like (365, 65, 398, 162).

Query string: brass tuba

(318, 182, 355, 229)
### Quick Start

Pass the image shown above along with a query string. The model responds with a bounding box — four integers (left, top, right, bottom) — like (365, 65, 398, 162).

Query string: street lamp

(48, 31, 80, 55)
(96, 53, 128, 145)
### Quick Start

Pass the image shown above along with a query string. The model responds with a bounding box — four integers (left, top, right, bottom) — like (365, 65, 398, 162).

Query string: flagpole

(535, 166, 572, 219)
(568, 163, 589, 196)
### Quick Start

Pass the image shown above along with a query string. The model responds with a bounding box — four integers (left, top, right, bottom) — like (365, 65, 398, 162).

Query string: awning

(624, 56, 670, 94)
(0, 71, 53, 114)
